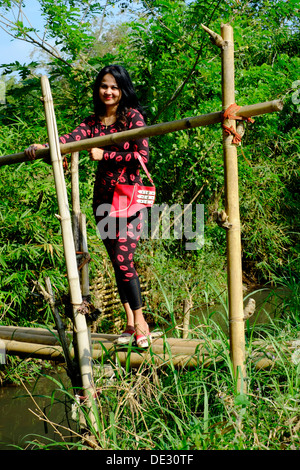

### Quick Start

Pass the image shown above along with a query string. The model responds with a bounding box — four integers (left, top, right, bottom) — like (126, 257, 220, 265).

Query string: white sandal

(134, 324, 152, 349)
(135, 333, 152, 348)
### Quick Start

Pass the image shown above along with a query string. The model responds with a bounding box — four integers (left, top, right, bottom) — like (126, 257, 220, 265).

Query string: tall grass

(8, 281, 299, 451)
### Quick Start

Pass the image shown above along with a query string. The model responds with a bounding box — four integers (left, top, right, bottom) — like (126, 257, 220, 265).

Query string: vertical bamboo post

(80, 212, 92, 348)
(70, 151, 90, 299)
(70, 151, 83, 379)
(70, 151, 91, 344)
(80, 213, 90, 299)
(0, 339, 6, 364)
(44, 276, 78, 386)
(182, 299, 192, 339)
(221, 24, 246, 392)
(40, 75, 99, 429)
(71, 151, 81, 252)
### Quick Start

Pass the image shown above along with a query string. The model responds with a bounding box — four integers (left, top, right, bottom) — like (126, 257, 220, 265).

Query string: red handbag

(109, 152, 156, 218)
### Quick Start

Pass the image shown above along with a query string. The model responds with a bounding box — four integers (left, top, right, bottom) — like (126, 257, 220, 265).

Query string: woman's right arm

(24, 143, 45, 160)
(24, 116, 95, 160)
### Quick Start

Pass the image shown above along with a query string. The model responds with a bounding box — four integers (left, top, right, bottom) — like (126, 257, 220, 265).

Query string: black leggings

(95, 209, 146, 311)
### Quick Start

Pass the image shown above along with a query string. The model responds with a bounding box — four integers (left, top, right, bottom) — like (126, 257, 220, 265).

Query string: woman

(25, 65, 152, 348)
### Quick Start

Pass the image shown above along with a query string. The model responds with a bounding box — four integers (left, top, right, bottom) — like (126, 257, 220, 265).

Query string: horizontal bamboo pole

(112, 351, 212, 369)
(4, 325, 289, 366)
(2, 339, 66, 360)
(92, 337, 216, 356)
(0, 100, 283, 168)
(0, 326, 59, 336)
(0, 326, 215, 360)
(1, 327, 292, 370)
(0, 326, 215, 354)
(0, 337, 280, 370)
(0, 325, 118, 342)
(1, 337, 212, 367)
(0, 330, 63, 345)
(1, 325, 294, 350)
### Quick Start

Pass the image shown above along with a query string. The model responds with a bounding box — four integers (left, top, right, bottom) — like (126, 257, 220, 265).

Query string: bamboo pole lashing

(0, 99, 283, 168)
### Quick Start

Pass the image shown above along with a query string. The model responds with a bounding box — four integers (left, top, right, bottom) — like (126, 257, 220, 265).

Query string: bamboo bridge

(0, 23, 285, 419)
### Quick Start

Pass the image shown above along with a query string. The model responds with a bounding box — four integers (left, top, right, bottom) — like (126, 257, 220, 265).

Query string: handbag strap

(117, 152, 154, 185)
(134, 152, 154, 185)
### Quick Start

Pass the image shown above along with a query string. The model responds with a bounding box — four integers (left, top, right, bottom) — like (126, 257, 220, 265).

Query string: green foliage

(0, 0, 299, 327)
(0, 2, 299, 452)
(0, 157, 64, 322)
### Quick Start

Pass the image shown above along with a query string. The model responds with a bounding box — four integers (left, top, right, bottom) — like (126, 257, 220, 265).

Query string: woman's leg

(97, 209, 150, 345)
(133, 306, 151, 346)
(113, 211, 151, 346)
(118, 276, 150, 345)
(123, 302, 134, 329)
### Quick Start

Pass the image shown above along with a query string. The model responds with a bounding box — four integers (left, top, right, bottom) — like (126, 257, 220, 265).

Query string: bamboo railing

(0, 100, 283, 167)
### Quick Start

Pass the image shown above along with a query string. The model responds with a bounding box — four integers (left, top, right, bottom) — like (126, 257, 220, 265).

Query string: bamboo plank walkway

(0, 325, 219, 369)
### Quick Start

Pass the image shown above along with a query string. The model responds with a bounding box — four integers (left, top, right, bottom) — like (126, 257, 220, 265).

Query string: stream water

(0, 369, 74, 450)
(0, 286, 291, 450)
(192, 286, 291, 335)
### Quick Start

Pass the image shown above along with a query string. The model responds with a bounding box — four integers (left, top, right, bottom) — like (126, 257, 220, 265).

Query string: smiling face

(99, 73, 122, 109)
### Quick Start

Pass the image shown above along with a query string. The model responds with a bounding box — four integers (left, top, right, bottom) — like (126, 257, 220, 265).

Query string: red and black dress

(58, 108, 149, 310)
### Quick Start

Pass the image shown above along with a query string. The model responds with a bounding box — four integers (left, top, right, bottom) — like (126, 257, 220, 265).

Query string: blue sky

(0, 1, 45, 66)
(0, 1, 134, 69)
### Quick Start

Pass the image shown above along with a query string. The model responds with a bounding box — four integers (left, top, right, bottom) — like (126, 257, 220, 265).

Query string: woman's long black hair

(93, 65, 146, 129)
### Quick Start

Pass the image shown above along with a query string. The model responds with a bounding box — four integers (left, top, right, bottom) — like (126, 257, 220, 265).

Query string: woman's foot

(116, 326, 135, 345)
(134, 323, 152, 348)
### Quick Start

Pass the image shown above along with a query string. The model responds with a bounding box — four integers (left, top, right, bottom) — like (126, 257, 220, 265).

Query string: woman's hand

(88, 148, 104, 161)
(24, 143, 44, 160)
